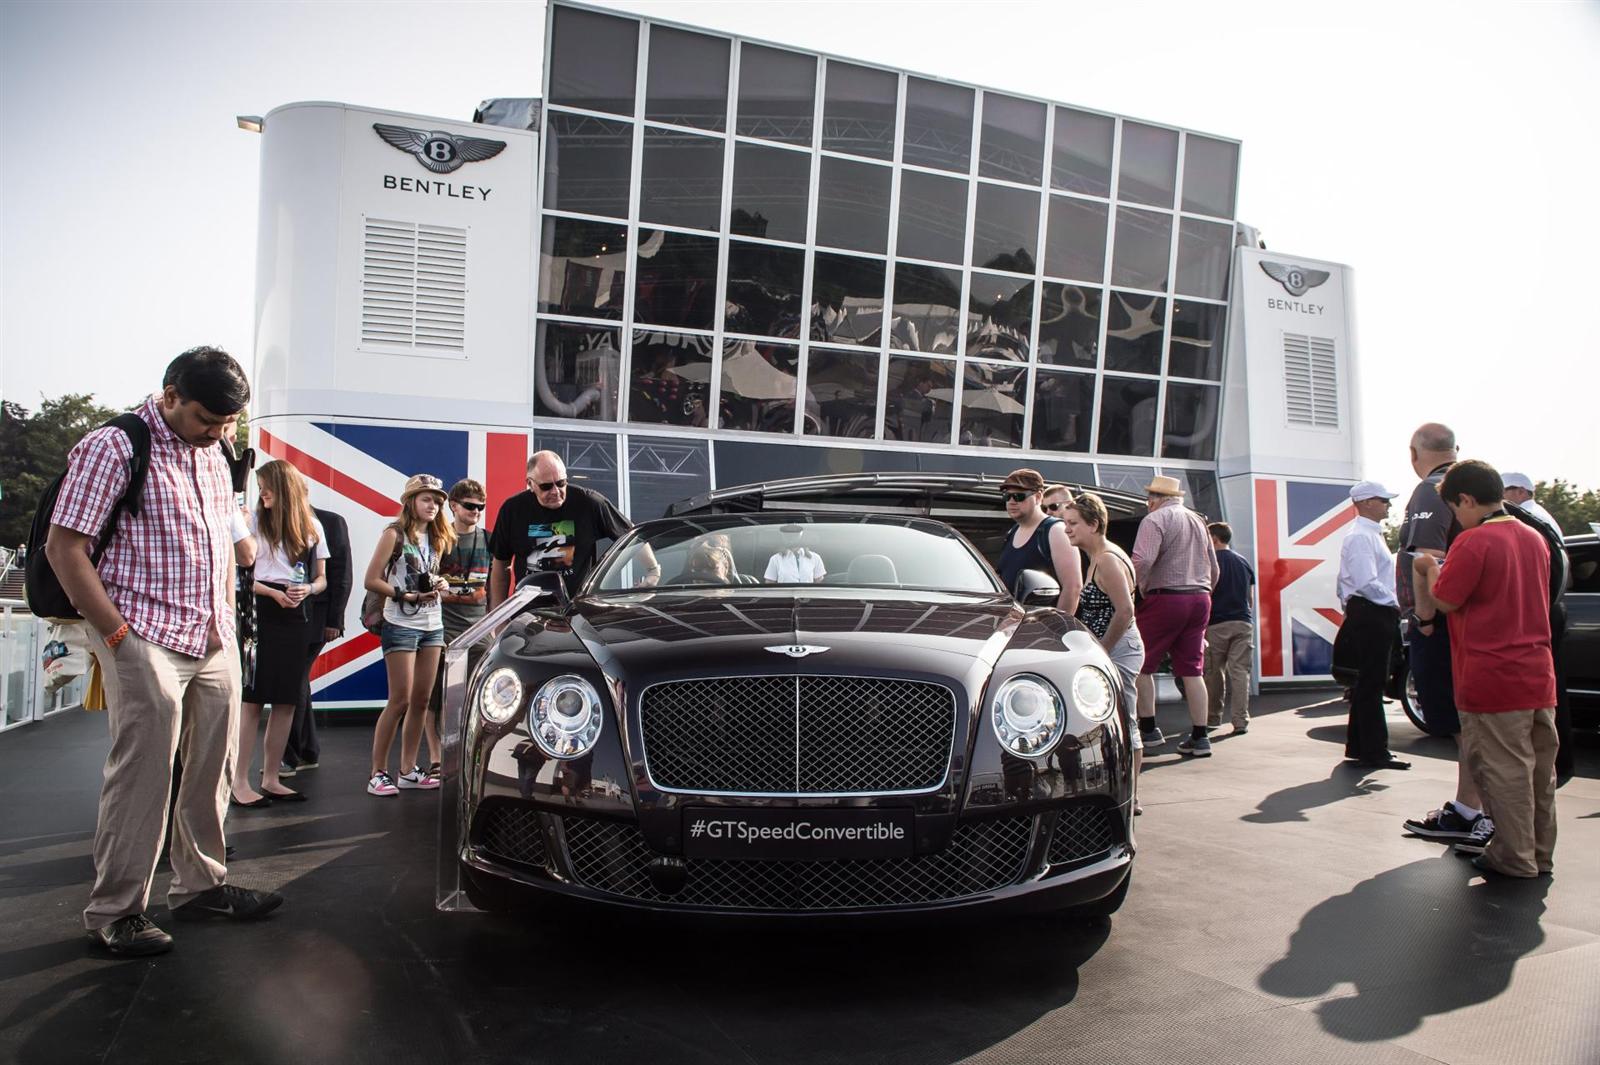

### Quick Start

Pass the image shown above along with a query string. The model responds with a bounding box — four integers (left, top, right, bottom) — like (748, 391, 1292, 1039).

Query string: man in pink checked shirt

(47, 347, 283, 957)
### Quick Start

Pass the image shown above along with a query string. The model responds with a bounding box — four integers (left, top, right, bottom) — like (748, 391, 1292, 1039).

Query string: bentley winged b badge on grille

(764, 644, 829, 658)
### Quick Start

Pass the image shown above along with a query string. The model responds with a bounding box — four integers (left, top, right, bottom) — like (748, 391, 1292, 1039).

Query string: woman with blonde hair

(233, 459, 328, 806)
(364, 474, 456, 796)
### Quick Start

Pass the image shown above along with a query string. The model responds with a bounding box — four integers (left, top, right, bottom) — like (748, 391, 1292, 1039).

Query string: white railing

(1, 599, 87, 732)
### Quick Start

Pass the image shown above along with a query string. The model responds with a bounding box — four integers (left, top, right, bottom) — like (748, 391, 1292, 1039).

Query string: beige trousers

(84, 628, 240, 929)
(1459, 708, 1558, 877)
(1204, 620, 1254, 726)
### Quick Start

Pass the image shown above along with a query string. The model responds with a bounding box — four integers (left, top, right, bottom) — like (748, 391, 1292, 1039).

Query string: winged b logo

(373, 123, 506, 174)
(764, 645, 830, 659)
(1260, 260, 1331, 297)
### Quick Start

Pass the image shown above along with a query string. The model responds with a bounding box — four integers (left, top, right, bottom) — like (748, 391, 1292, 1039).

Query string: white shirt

(249, 511, 329, 585)
(764, 548, 826, 584)
(1337, 515, 1398, 608)
(229, 508, 251, 544)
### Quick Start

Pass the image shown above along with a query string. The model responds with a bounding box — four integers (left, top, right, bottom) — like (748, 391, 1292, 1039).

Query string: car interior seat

(846, 553, 898, 585)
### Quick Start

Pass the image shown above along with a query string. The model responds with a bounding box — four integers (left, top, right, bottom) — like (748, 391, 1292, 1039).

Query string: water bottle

(292, 560, 307, 586)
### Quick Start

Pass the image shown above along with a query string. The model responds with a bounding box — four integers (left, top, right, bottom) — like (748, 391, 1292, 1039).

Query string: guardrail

(1, 599, 87, 732)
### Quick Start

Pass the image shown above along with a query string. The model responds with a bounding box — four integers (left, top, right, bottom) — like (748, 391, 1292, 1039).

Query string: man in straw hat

(1130, 475, 1219, 756)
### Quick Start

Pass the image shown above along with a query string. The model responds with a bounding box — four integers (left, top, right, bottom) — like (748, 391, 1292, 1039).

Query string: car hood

(568, 588, 1022, 678)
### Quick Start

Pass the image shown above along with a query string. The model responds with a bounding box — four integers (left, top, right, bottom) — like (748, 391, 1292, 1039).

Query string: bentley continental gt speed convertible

(456, 514, 1134, 919)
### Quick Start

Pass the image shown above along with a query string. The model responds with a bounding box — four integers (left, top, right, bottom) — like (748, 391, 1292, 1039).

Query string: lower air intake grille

(1047, 806, 1119, 866)
(561, 816, 1034, 911)
(475, 801, 549, 870)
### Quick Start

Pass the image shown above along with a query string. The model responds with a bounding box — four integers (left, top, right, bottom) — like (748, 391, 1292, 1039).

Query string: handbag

(361, 527, 404, 635)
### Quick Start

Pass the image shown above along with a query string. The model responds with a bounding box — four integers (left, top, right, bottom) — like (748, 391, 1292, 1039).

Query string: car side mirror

(1013, 569, 1060, 607)
(516, 569, 568, 609)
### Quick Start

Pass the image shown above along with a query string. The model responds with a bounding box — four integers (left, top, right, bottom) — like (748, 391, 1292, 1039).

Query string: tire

(1392, 657, 1430, 735)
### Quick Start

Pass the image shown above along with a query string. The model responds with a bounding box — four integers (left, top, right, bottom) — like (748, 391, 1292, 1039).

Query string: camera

(409, 572, 436, 593)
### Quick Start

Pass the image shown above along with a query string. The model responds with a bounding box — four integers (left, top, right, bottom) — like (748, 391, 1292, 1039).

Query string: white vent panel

(1283, 332, 1339, 429)
(361, 219, 467, 353)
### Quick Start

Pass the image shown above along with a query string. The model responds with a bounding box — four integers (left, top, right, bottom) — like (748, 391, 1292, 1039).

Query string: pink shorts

(1136, 592, 1211, 677)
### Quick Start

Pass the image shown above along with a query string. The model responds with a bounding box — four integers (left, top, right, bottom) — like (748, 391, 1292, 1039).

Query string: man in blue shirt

(1204, 522, 1256, 734)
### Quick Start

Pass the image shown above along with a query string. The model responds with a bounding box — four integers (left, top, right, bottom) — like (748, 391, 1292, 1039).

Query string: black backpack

(24, 413, 152, 620)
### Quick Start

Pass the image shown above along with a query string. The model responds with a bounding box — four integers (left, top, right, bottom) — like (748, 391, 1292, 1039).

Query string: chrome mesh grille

(640, 675, 956, 794)
(1046, 806, 1119, 866)
(561, 816, 1033, 911)
(475, 802, 549, 870)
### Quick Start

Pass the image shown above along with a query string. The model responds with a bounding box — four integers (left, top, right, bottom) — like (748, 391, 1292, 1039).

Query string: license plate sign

(683, 807, 913, 860)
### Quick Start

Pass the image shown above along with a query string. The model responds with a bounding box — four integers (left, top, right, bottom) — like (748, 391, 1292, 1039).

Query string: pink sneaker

(367, 770, 398, 796)
(397, 765, 439, 790)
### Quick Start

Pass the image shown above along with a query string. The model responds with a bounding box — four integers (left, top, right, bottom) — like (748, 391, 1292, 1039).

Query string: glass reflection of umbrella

(669, 341, 797, 400)
(928, 386, 1026, 415)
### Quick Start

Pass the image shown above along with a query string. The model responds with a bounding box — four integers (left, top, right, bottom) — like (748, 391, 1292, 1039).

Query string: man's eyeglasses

(1001, 491, 1031, 504)
(535, 478, 568, 492)
(455, 500, 486, 512)
(1042, 502, 1064, 512)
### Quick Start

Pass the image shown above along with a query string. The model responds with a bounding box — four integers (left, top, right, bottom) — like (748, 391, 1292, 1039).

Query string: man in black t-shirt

(488, 451, 657, 605)
(1203, 522, 1256, 733)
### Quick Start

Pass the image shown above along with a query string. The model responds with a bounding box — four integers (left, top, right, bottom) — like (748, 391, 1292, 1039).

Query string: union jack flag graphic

(257, 419, 529, 705)
(1252, 477, 1359, 679)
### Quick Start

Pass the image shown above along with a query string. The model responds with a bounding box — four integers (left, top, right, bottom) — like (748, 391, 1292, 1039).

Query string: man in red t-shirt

(1413, 460, 1557, 878)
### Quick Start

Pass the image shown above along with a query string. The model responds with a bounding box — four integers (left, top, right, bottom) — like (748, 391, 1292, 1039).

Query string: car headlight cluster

(528, 673, 605, 759)
(1072, 665, 1116, 723)
(478, 668, 524, 726)
(990, 674, 1065, 757)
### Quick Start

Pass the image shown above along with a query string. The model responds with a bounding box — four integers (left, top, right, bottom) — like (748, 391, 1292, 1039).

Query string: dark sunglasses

(534, 478, 568, 492)
(454, 500, 486, 512)
(1002, 491, 1031, 504)
(1042, 502, 1064, 512)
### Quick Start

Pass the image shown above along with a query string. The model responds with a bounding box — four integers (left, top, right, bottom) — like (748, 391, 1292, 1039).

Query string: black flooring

(2, 693, 1598, 1065)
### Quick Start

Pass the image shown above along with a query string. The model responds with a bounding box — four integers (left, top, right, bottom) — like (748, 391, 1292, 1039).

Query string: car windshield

(591, 516, 1001, 594)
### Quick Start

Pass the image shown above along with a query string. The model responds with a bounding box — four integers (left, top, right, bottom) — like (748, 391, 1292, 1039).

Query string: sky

(3, 0, 1598, 501)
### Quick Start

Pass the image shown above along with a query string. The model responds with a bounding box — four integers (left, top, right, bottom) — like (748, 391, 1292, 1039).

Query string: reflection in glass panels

(822, 61, 897, 161)
(1096, 463, 1157, 497)
(629, 330, 715, 427)
(645, 26, 729, 131)
(1052, 109, 1114, 197)
(1163, 468, 1220, 521)
(1162, 382, 1220, 461)
(811, 252, 886, 346)
(1111, 207, 1172, 291)
(979, 94, 1046, 186)
(640, 128, 724, 231)
(966, 272, 1033, 362)
(634, 229, 719, 330)
(1097, 376, 1160, 456)
(804, 347, 879, 438)
(971, 183, 1039, 273)
(1181, 135, 1239, 218)
(737, 44, 816, 145)
(816, 156, 892, 254)
(539, 217, 627, 319)
(885, 355, 955, 443)
(544, 112, 633, 219)
(730, 142, 810, 243)
(1175, 217, 1232, 301)
(725, 241, 805, 339)
(891, 263, 962, 354)
(1118, 122, 1178, 208)
(719, 339, 800, 434)
(1104, 291, 1166, 375)
(1032, 369, 1095, 452)
(896, 170, 968, 264)
(1044, 196, 1108, 282)
(535, 321, 620, 421)
(1168, 301, 1225, 380)
(548, 6, 638, 116)
(903, 78, 973, 173)
(629, 436, 711, 521)
(1037, 283, 1101, 369)
(960, 362, 1028, 448)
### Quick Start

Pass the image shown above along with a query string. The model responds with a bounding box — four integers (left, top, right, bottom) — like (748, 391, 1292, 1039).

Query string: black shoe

(229, 795, 272, 809)
(171, 884, 283, 922)
(88, 913, 173, 956)
(1359, 757, 1411, 770)
(1403, 805, 1480, 842)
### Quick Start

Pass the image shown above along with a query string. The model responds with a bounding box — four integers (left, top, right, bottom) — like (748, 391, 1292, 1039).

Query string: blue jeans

(1409, 622, 1459, 736)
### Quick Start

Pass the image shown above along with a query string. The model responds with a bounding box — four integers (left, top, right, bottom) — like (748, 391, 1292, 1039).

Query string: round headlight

(990, 674, 1066, 757)
(478, 667, 524, 726)
(1072, 665, 1116, 722)
(529, 674, 605, 759)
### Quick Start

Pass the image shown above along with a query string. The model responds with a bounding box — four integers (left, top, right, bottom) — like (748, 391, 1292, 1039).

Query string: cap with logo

(1145, 475, 1184, 497)
(1348, 480, 1398, 503)
(1000, 468, 1045, 494)
(401, 473, 448, 503)
(1501, 472, 1535, 492)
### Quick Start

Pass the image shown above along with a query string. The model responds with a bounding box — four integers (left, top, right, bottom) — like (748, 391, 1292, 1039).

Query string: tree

(1535, 479, 1600, 537)
(0, 395, 128, 547)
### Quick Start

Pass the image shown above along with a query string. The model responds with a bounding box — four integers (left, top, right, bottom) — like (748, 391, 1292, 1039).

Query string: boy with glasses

(424, 479, 495, 776)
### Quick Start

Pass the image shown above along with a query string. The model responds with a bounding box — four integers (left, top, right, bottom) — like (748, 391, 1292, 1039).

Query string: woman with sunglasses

(996, 468, 1082, 614)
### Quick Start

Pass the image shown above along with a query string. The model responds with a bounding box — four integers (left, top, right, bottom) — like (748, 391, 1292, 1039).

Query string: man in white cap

(1333, 481, 1410, 769)
(1501, 473, 1559, 536)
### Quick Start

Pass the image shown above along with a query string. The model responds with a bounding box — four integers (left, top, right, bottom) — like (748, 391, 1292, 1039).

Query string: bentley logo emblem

(765, 645, 829, 658)
(1260, 260, 1331, 297)
(373, 123, 506, 174)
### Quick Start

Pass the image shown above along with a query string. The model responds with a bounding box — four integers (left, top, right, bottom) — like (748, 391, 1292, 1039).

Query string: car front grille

(560, 815, 1033, 911)
(640, 675, 956, 795)
(1046, 805, 1120, 866)
(474, 800, 549, 870)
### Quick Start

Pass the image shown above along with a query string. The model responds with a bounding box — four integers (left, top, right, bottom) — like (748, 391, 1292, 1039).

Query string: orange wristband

(105, 622, 131, 650)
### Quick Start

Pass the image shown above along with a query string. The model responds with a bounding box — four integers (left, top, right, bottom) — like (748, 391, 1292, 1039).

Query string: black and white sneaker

(1403, 804, 1480, 843)
(172, 884, 283, 922)
(1453, 817, 1496, 856)
(87, 913, 173, 956)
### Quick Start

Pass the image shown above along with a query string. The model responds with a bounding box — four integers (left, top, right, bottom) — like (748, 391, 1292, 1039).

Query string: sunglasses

(1042, 502, 1064, 512)
(1002, 491, 1031, 504)
(454, 500, 486, 512)
(534, 478, 568, 492)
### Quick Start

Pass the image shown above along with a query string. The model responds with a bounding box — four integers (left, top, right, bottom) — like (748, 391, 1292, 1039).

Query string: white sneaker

(367, 770, 398, 797)
(397, 765, 440, 790)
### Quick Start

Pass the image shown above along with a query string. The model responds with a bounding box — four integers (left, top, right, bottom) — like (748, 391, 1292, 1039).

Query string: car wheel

(1067, 870, 1131, 923)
